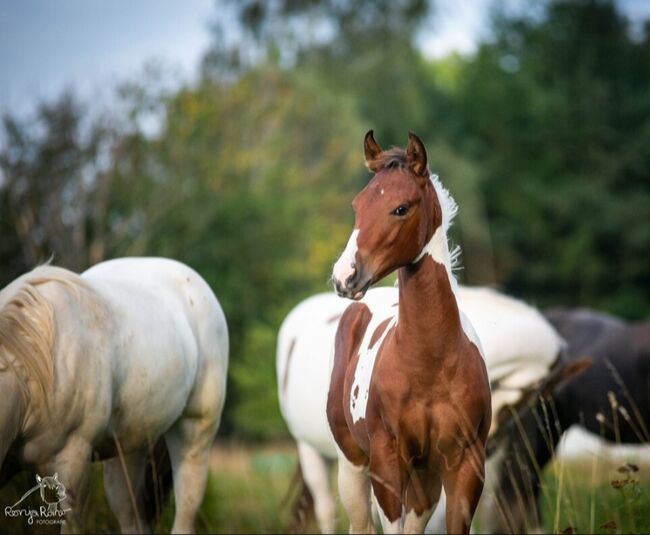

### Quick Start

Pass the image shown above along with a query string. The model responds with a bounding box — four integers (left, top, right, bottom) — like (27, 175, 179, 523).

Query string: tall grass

(1, 439, 648, 533)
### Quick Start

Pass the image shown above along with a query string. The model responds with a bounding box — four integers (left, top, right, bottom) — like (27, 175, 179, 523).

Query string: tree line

(1, 0, 649, 438)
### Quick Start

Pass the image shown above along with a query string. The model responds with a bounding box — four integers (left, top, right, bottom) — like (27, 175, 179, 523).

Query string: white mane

(413, 173, 462, 290)
(430, 174, 458, 236)
(430, 173, 462, 272)
(0, 265, 84, 407)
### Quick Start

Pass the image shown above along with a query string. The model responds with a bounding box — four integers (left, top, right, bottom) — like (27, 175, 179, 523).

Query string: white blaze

(333, 229, 360, 286)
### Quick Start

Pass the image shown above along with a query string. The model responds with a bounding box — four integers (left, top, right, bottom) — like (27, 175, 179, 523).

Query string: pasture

(2, 0, 650, 532)
(2, 438, 649, 534)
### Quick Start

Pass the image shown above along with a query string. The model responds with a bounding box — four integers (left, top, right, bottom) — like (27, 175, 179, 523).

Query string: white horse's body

(277, 286, 563, 533)
(0, 257, 228, 533)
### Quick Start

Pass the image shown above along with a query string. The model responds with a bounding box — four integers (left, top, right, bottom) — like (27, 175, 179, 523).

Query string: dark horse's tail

(486, 354, 592, 533)
(490, 355, 592, 445)
(281, 460, 315, 533)
(142, 438, 173, 529)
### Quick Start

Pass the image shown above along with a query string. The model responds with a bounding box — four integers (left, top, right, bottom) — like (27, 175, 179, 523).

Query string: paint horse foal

(327, 132, 491, 534)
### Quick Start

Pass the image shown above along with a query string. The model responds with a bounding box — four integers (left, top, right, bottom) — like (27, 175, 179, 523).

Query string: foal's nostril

(332, 276, 343, 294)
(346, 267, 359, 288)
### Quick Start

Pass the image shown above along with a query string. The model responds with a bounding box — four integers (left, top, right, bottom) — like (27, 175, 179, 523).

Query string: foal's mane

(371, 147, 462, 277)
(0, 265, 86, 407)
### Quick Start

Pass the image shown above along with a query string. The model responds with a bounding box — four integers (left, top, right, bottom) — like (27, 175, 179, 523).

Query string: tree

(0, 92, 118, 283)
(109, 65, 367, 436)
(452, 0, 650, 318)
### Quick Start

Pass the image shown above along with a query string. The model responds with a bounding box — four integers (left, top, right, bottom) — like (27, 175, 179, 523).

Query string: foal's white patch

(460, 309, 485, 359)
(413, 224, 454, 278)
(333, 229, 360, 286)
(350, 305, 397, 424)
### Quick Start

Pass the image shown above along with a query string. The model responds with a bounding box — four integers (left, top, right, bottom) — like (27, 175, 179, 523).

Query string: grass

(539, 456, 650, 534)
(1, 440, 649, 534)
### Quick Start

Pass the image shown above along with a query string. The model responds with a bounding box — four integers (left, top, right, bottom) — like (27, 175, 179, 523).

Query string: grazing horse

(326, 131, 492, 534)
(0, 257, 229, 533)
(277, 285, 564, 533)
(490, 308, 650, 533)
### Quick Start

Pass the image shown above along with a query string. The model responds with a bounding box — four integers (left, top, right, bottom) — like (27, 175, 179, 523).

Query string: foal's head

(332, 131, 443, 299)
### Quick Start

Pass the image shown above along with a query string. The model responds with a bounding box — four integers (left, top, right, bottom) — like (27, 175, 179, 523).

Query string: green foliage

(0, 92, 117, 279)
(449, 0, 650, 317)
(106, 65, 366, 436)
(1, 0, 650, 441)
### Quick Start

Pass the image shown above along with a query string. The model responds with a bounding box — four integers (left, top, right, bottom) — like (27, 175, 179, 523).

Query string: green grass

(1, 441, 649, 533)
(540, 458, 650, 534)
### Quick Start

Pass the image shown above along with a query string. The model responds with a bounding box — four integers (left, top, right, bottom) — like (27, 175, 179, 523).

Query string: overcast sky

(1, 0, 649, 115)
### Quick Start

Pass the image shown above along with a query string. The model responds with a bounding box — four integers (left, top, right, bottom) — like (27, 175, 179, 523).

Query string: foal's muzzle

(331, 267, 372, 300)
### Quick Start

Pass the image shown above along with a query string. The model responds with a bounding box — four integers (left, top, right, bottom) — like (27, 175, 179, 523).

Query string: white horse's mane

(430, 173, 462, 277)
(0, 265, 85, 407)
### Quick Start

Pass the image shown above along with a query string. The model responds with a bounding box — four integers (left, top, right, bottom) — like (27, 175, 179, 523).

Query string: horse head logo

(35, 473, 66, 513)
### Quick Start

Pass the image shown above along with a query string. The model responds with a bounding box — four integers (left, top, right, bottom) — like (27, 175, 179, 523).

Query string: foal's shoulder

(335, 302, 373, 360)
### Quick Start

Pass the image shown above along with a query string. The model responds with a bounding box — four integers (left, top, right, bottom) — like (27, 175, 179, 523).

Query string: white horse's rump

(277, 286, 563, 533)
(0, 257, 228, 533)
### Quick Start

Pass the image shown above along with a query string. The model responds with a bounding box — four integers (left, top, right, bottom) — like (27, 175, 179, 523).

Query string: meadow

(3, 438, 648, 534)
(1, 1, 650, 533)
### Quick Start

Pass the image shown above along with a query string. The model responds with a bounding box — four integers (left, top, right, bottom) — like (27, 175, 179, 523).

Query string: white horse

(0, 257, 229, 533)
(276, 285, 563, 533)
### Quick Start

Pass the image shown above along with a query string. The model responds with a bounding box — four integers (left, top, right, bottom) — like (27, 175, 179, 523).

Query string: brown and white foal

(327, 131, 491, 534)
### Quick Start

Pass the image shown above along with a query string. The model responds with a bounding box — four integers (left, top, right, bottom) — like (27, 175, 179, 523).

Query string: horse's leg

(45, 438, 92, 534)
(402, 469, 440, 534)
(165, 415, 218, 534)
(441, 445, 485, 535)
(424, 489, 447, 534)
(368, 432, 404, 534)
(297, 442, 336, 533)
(103, 448, 149, 534)
(337, 450, 375, 534)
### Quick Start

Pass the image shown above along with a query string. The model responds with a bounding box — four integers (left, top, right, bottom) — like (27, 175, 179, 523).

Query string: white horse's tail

(142, 437, 174, 526)
(281, 460, 315, 533)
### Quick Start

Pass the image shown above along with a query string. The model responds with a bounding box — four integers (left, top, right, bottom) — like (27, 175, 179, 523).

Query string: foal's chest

(346, 306, 398, 424)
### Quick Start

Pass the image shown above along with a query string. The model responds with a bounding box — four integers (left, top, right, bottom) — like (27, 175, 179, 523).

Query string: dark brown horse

(488, 308, 650, 533)
(327, 131, 491, 534)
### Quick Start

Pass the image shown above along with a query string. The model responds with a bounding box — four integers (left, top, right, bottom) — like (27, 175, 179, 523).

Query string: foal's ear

(406, 132, 428, 179)
(364, 130, 383, 172)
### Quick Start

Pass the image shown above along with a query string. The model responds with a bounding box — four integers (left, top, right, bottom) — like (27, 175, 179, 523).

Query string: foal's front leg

(441, 444, 485, 535)
(369, 431, 405, 534)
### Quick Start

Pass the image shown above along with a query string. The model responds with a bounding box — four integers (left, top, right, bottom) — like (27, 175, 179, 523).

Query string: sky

(1, 0, 650, 115)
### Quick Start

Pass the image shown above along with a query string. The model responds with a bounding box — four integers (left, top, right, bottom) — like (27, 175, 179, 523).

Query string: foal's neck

(396, 255, 463, 358)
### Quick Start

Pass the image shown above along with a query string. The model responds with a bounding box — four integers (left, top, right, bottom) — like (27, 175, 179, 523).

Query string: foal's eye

(392, 204, 409, 216)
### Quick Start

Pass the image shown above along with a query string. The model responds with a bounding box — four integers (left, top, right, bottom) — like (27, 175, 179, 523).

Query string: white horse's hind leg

(337, 452, 375, 534)
(165, 415, 218, 534)
(297, 442, 336, 533)
(103, 449, 149, 534)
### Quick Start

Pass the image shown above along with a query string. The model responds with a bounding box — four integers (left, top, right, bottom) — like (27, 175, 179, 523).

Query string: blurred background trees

(1, 0, 649, 439)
